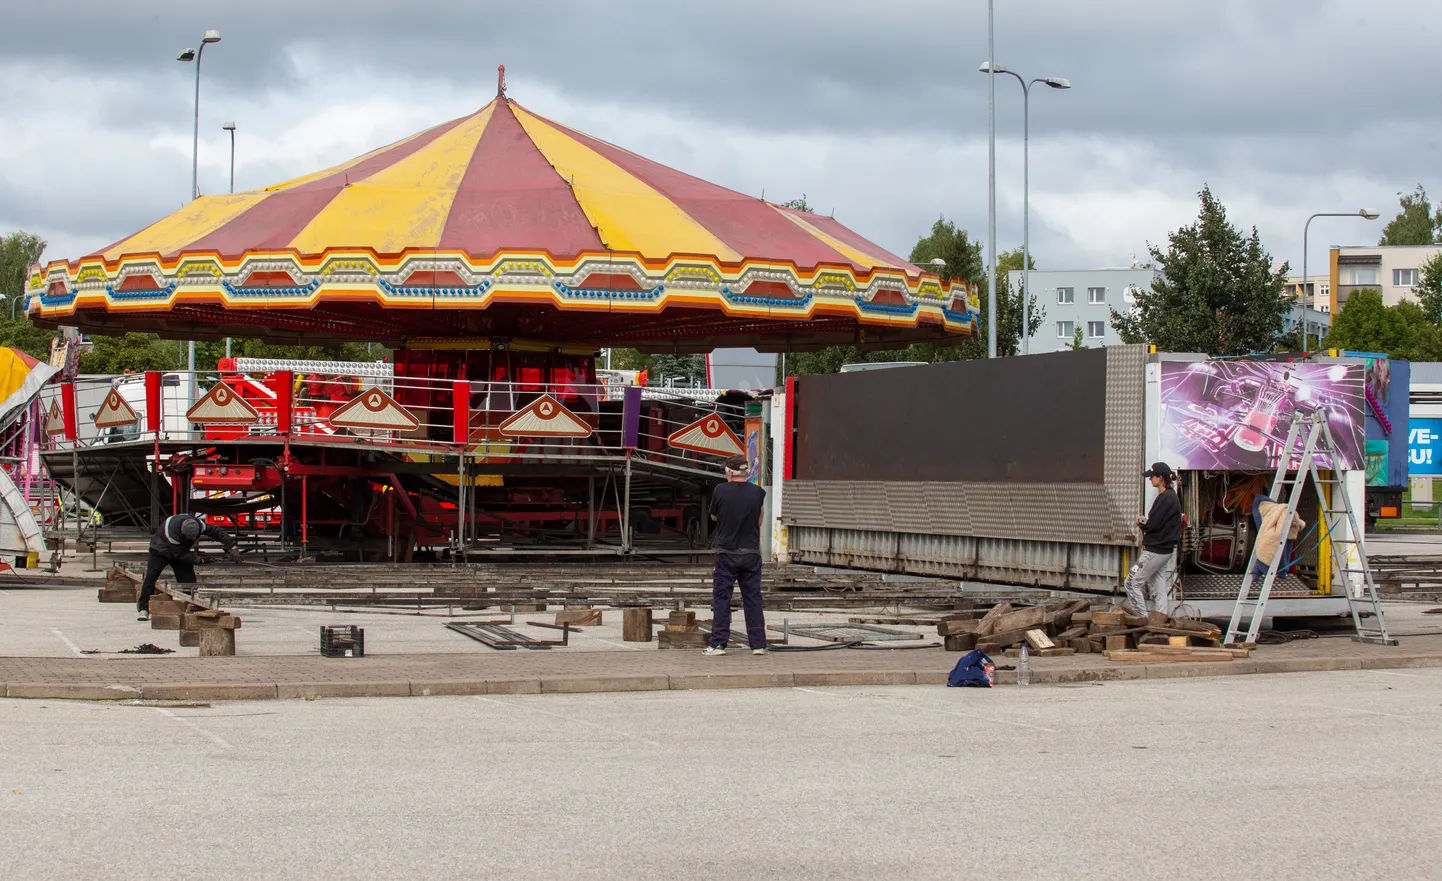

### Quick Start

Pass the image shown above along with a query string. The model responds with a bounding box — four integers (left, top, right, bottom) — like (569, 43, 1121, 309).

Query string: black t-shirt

(709, 481, 767, 554)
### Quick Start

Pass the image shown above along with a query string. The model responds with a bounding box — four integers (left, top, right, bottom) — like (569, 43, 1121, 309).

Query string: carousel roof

(30, 79, 974, 352)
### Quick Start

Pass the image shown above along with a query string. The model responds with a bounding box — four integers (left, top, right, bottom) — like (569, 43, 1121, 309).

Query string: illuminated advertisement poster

(1159, 361, 1365, 471)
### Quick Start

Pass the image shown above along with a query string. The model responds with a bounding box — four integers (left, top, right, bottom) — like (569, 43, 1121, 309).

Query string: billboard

(1409, 419, 1442, 477)
(1159, 360, 1365, 471)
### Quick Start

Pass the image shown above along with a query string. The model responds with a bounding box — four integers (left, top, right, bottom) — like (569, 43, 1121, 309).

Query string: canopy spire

(497, 64, 506, 98)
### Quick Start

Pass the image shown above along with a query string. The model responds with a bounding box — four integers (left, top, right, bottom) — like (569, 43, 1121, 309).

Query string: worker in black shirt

(137, 513, 240, 621)
(704, 455, 768, 656)
(1124, 462, 1182, 616)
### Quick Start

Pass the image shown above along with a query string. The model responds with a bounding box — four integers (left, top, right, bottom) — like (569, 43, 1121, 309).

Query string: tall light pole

(984, 0, 996, 359)
(979, 63, 1070, 355)
(177, 29, 221, 374)
(1302, 209, 1378, 350)
(222, 121, 236, 194)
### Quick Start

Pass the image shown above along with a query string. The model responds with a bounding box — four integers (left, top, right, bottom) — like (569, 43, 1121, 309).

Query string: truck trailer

(771, 345, 1378, 619)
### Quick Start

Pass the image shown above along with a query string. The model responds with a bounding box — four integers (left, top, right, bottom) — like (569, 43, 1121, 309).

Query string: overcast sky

(3, 0, 1437, 280)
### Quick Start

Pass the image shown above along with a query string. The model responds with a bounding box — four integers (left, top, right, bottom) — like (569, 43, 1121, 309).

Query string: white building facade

(1331, 244, 1442, 311)
(1006, 267, 1160, 354)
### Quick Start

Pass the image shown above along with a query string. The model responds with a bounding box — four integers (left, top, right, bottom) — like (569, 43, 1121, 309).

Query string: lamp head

(978, 61, 1008, 74)
(222, 122, 236, 131)
(1043, 77, 1072, 89)
(201, 30, 222, 43)
(1361, 209, 1379, 220)
(176, 48, 196, 62)
(927, 258, 946, 268)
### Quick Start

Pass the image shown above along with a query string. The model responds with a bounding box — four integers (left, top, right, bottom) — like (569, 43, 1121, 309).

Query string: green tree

(1069, 325, 1086, 350)
(1378, 185, 1441, 246)
(1322, 288, 1442, 361)
(781, 195, 811, 212)
(79, 333, 184, 373)
(1413, 252, 1442, 321)
(1112, 185, 1291, 355)
(651, 353, 706, 385)
(0, 231, 58, 358)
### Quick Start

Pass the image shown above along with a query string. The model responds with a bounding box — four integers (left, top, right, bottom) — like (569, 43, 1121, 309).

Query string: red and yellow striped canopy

(30, 94, 974, 352)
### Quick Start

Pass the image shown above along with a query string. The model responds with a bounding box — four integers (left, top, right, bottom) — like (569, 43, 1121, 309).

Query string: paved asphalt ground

(4, 668, 1440, 880)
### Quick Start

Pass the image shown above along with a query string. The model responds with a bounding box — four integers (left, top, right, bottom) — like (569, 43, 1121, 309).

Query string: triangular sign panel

(44, 399, 66, 436)
(93, 389, 139, 428)
(328, 388, 420, 431)
(187, 384, 260, 424)
(667, 414, 744, 457)
(497, 394, 592, 438)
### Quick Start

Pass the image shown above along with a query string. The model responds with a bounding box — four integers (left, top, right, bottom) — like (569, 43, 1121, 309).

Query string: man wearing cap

(1125, 462, 1182, 616)
(704, 454, 768, 656)
(136, 512, 240, 621)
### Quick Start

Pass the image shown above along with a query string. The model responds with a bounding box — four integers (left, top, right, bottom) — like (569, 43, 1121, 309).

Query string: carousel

(28, 69, 974, 558)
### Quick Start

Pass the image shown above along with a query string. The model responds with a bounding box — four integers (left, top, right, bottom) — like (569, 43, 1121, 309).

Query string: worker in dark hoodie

(1124, 462, 1182, 616)
(137, 512, 240, 621)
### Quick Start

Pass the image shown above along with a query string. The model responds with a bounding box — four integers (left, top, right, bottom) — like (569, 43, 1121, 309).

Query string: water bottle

(1016, 642, 1032, 686)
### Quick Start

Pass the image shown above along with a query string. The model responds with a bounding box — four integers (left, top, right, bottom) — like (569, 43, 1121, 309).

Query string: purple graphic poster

(1159, 361, 1365, 471)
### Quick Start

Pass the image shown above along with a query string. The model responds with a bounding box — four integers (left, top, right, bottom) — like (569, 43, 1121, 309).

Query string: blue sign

(1409, 418, 1442, 476)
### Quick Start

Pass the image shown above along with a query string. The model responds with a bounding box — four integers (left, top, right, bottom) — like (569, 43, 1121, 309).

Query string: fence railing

(42, 370, 746, 478)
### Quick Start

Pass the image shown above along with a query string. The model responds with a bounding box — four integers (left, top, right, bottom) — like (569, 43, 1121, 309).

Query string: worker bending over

(1125, 462, 1181, 616)
(137, 513, 240, 621)
(705, 455, 768, 656)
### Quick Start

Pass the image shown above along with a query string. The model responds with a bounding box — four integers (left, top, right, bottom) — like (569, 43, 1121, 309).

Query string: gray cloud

(2, 0, 1438, 282)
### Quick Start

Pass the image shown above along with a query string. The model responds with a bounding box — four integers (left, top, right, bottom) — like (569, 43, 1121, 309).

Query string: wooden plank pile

(938, 600, 1236, 662)
(657, 610, 708, 650)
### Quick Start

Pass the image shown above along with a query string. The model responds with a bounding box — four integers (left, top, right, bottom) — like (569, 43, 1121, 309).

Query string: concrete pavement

(3, 668, 1440, 880)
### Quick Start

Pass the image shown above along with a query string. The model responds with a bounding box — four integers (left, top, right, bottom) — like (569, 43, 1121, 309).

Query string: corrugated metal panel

(1103, 344, 1146, 536)
(789, 525, 1122, 592)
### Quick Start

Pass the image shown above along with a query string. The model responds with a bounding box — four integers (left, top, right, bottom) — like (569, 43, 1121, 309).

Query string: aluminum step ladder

(1224, 409, 1395, 646)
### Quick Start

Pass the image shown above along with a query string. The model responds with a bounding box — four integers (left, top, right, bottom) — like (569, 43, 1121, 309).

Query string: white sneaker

(752, 648, 767, 656)
(703, 646, 726, 656)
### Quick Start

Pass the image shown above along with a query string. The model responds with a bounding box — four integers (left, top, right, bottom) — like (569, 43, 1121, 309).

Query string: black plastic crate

(320, 625, 365, 658)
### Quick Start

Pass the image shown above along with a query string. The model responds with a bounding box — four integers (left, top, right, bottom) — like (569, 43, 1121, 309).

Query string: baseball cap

(1143, 462, 1175, 479)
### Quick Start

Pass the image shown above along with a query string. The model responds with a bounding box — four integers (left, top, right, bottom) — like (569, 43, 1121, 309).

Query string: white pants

(1124, 550, 1173, 616)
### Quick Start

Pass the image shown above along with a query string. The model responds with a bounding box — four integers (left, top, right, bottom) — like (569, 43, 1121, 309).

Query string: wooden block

(990, 605, 1049, 635)
(182, 613, 241, 631)
(1167, 635, 1190, 647)
(656, 629, 708, 650)
(1024, 629, 1055, 650)
(1072, 611, 1093, 624)
(98, 587, 136, 603)
(508, 604, 545, 613)
(1055, 626, 1087, 642)
(976, 627, 1031, 651)
(1092, 611, 1125, 627)
(1104, 634, 1131, 651)
(1147, 610, 1171, 626)
(974, 602, 1012, 637)
(622, 608, 653, 643)
(555, 609, 603, 627)
(1068, 638, 1092, 653)
(668, 610, 697, 627)
(937, 617, 983, 637)
(149, 597, 184, 615)
(178, 629, 200, 647)
(150, 614, 182, 631)
(1035, 647, 1075, 657)
(198, 628, 236, 657)
(943, 633, 976, 652)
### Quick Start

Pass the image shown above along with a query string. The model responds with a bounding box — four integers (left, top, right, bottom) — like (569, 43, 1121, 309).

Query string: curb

(3, 653, 1439, 702)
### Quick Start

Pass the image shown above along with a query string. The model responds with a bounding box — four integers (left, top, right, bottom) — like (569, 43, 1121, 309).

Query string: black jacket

(149, 514, 235, 562)
(1141, 488, 1182, 554)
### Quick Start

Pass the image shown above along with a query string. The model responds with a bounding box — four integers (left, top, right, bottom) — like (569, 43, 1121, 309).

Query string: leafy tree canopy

(1378, 185, 1441, 246)
(1414, 252, 1442, 322)
(0, 231, 58, 358)
(1322, 288, 1442, 361)
(1112, 185, 1291, 355)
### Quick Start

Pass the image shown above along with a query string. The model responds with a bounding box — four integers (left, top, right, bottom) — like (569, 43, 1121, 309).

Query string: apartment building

(1330, 244, 1442, 311)
(1005, 267, 1160, 353)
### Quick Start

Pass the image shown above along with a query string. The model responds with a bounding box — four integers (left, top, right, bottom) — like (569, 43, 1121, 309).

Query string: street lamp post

(178, 29, 221, 374)
(978, 63, 1070, 355)
(984, 0, 996, 359)
(222, 122, 236, 194)
(1302, 209, 1379, 350)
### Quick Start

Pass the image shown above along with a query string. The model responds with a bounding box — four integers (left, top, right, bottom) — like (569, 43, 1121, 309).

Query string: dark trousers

(137, 552, 196, 612)
(710, 553, 765, 649)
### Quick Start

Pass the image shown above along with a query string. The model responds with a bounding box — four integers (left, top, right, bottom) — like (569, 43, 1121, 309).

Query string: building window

(1395, 268, 1419, 288)
(1347, 268, 1378, 286)
(1087, 286, 1106, 304)
(1057, 320, 1074, 339)
(1057, 287, 1074, 304)
(1087, 320, 1106, 338)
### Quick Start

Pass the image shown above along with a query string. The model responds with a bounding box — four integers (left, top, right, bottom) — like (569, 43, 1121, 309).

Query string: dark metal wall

(794, 348, 1108, 483)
